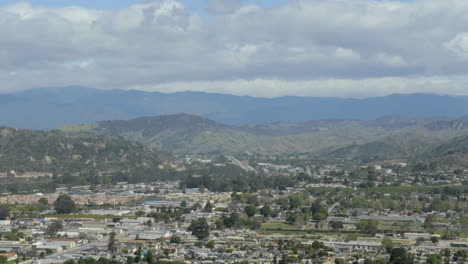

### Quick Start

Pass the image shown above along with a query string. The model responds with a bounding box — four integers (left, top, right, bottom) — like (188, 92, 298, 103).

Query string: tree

(145, 220, 152, 228)
(188, 218, 210, 240)
(46, 222, 63, 237)
(289, 193, 306, 209)
(205, 240, 215, 249)
(382, 237, 394, 253)
(441, 248, 450, 258)
(170, 236, 182, 244)
(0, 205, 10, 220)
(311, 201, 328, 221)
(389, 248, 413, 264)
(330, 221, 344, 230)
(54, 194, 76, 214)
(453, 249, 467, 262)
(260, 205, 272, 217)
(134, 247, 142, 263)
(286, 212, 310, 228)
(38, 197, 49, 210)
(145, 251, 154, 264)
(0, 256, 7, 264)
(223, 212, 240, 228)
(244, 205, 257, 218)
(426, 254, 442, 264)
(335, 259, 346, 264)
(204, 200, 213, 212)
(108, 231, 116, 253)
(356, 220, 379, 236)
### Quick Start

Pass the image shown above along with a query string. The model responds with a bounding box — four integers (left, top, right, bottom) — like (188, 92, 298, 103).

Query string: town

(0, 157, 466, 264)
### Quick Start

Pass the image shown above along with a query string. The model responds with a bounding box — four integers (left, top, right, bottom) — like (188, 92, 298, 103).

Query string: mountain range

(59, 114, 468, 162)
(2, 86, 468, 129)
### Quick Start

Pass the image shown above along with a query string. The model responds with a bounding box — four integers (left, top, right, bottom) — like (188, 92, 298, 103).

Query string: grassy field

(58, 123, 97, 132)
(261, 222, 297, 230)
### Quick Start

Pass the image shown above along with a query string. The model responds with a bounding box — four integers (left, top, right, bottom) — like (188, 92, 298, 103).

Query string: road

(226, 155, 256, 172)
(21, 230, 135, 264)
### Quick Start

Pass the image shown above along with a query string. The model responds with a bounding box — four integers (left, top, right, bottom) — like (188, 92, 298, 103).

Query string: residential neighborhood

(0, 173, 465, 264)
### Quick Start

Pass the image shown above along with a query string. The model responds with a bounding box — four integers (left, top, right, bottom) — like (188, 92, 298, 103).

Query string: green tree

(244, 205, 257, 218)
(38, 197, 49, 210)
(330, 221, 344, 230)
(134, 247, 142, 263)
(356, 220, 379, 236)
(0, 256, 7, 264)
(289, 193, 306, 209)
(260, 205, 272, 217)
(223, 212, 240, 228)
(311, 201, 328, 221)
(205, 240, 215, 249)
(382, 237, 394, 253)
(426, 254, 442, 264)
(453, 249, 467, 262)
(204, 200, 213, 212)
(188, 218, 210, 240)
(0, 205, 10, 220)
(54, 194, 76, 214)
(335, 259, 346, 264)
(170, 236, 182, 244)
(46, 222, 63, 237)
(108, 231, 116, 253)
(389, 248, 413, 264)
(145, 251, 154, 264)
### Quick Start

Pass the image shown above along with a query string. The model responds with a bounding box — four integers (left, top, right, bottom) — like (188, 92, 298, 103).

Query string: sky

(1, 0, 468, 98)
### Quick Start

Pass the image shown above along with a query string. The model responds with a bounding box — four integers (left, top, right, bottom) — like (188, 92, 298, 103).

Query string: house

(0, 220, 11, 227)
(0, 241, 31, 252)
(119, 218, 145, 230)
(138, 231, 171, 240)
(81, 221, 107, 229)
(324, 241, 382, 253)
(47, 239, 79, 249)
(0, 253, 18, 261)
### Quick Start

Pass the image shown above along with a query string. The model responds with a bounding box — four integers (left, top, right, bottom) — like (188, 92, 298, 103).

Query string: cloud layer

(1, 0, 468, 97)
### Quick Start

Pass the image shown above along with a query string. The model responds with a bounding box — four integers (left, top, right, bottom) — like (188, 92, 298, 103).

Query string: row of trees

(0, 194, 76, 221)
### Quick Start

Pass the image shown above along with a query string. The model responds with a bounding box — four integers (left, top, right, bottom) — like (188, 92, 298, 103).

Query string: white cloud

(1, 0, 468, 97)
(334, 48, 361, 60)
(445, 33, 468, 60)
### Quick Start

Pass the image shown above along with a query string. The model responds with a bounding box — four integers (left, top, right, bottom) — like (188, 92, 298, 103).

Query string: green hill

(0, 127, 178, 184)
(60, 114, 468, 157)
(424, 135, 468, 166)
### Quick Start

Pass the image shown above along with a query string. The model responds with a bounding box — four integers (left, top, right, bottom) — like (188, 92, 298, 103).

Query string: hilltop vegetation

(425, 135, 468, 166)
(0, 127, 178, 185)
(61, 114, 468, 158)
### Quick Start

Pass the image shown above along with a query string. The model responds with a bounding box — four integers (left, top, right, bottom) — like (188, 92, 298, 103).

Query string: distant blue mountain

(1, 86, 468, 129)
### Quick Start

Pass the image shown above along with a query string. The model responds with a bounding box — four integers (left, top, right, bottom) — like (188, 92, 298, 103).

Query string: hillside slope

(61, 114, 468, 156)
(0, 127, 177, 183)
(424, 135, 468, 166)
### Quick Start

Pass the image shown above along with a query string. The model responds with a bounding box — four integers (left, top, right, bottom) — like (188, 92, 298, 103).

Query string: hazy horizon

(1, 85, 466, 100)
(2, 0, 468, 98)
